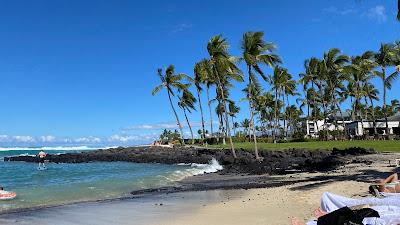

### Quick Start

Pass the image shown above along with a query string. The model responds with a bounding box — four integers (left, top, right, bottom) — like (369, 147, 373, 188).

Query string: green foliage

(159, 129, 181, 143)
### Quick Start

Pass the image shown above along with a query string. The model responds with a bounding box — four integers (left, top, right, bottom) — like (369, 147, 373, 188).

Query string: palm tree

(207, 35, 243, 158)
(241, 31, 281, 159)
(228, 101, 240, 136)
(322, 48, 349, 137)
(398, 0, 400, 21)
(152, 65, 188, 144)
(281, 71, 297, 139)
(269, 66, 287, 142)
(363, 82, 379, 136)
(178, 89, 197, 145)
(240, 119, 251, 139)
(233, 122, 239, 136)
(374, 43, 398, 136)
(194, 61, 208, 142)
(299, 58, 321, 134)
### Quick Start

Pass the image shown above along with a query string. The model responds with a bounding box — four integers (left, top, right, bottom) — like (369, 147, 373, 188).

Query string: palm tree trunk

(273, 89, 278, 143)
(183, 108, 194, 144)
(247, 66, 260, 159)
(282, 87, 287, 140)
(197, 87, 206, 142)
(167, 91, 184, 145)
(214, 68, 236, 158)
(311, 82, 318, 134)
(369, 97, 377, 137)
(231, 116, 236, 136)
(206, 86, 214, 138)
(382, 68, 390, 137)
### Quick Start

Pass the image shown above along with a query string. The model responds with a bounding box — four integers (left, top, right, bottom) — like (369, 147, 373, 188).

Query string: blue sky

(0, 0, 399, 147)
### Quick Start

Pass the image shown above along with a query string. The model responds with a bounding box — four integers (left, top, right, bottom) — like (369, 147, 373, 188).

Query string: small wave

(167, 158, 223, 181)
(0, 146, 118, 151)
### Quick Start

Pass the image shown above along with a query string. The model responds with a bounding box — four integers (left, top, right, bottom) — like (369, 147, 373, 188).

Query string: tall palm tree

(207, 35, 243, 158)
(178, 89, 197, 145)
(194, 60, 208, 141)
(228, 101, 240, 136)
(241, 31, 281, 159)
(281, 71, 297, 139)
(299, 58, 321, 134)
(240, 119, 251, 139)
(269, 66, 287, 142)
(363, 82, 379, 136)
(152, 65, 188, 144)
(374, 43, 398, 136)
(322, 48, 349, 136)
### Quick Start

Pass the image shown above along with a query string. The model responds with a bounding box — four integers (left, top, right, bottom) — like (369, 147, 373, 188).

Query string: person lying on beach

(375, 173, 400, 193)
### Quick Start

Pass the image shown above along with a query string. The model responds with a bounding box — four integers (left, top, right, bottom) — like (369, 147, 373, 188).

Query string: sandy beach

(1, 152, 397, 225)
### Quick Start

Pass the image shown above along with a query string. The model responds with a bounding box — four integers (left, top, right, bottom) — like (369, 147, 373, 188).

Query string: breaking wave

(163, 158, 223, 181)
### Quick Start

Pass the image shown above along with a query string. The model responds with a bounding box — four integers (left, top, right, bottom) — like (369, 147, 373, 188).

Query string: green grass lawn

(208, 140, 400, 152)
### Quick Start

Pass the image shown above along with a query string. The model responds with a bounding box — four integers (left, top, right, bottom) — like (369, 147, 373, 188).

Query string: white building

(346, 114, 400, 137)
(306, 113, 352, 138)
(306, 113, 400, 138)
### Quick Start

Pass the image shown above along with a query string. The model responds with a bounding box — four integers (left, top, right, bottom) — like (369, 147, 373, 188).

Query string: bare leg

(377, 173, 398, 192)
(313, 208, 327, 218)
(291, 217, 306, 225)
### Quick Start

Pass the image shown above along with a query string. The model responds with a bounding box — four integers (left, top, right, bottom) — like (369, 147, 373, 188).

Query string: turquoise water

(0, 148, 218, 212)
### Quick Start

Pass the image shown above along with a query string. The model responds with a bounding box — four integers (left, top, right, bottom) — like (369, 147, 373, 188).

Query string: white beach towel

(304, 192, 400, 225)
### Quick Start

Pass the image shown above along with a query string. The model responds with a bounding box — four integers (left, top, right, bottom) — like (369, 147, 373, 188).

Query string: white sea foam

(166, 158, 223, 181)
(0, 146, 118, 151)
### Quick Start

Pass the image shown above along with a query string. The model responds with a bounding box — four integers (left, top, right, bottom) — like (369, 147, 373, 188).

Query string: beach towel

(317, 206, 378, 225)
(304, 193, 400, 225)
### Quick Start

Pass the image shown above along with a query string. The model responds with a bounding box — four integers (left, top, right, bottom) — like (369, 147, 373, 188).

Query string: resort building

(307, 113, 400, 139)
(346, 114, 400, 137)
(306, 113, 352, 138)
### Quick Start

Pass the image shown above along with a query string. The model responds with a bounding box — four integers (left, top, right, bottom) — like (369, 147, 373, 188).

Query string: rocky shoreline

(4, 146, 376, 175)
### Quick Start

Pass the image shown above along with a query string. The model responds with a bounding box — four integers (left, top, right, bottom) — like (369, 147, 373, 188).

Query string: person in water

(38, 149, 47, 168)
(376, 173, 400, 193)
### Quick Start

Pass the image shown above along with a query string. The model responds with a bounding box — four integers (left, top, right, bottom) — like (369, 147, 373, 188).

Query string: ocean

(0, 147, 222, 212)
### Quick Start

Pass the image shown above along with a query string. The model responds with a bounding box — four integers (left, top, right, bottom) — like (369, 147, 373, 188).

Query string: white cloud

(73, 137, 101, 143)
(108, 134, 157, 143)
(323, 6, 358, 15)
(363, 5, 387, 23)
(13, 135, 36, 143)
(122, 121, 219, 131)
(40, 135, 56, 142)
(171, 23, 194, 33)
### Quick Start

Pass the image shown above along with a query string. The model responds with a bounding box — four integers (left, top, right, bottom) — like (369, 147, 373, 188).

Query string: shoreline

(1, 152, 398, 224)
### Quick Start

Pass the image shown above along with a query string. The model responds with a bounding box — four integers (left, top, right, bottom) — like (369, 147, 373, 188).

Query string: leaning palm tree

(152, 65, 188, 144)
(207, 35, 243, 158)
(374, 43, 399, 136)
(178, 89, 197, 145)
(241, 31, 281, 159)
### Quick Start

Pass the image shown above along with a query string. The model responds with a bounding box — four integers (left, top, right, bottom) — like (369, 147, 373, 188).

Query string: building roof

(377, 113, 400, 122)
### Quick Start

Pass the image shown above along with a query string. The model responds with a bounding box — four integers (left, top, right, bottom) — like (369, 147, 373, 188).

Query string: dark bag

(317, 206, 379, 225)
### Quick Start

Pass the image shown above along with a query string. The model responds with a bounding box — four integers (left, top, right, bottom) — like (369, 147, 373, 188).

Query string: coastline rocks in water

(3, 146, 377, 175)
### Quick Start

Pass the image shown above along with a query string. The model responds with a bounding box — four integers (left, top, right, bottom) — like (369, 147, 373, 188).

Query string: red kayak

(0, 191, 17, 200)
